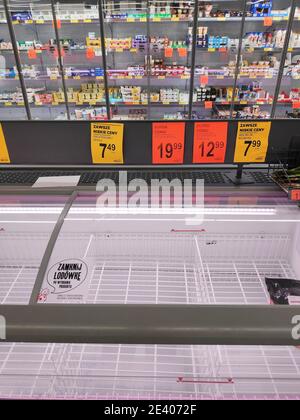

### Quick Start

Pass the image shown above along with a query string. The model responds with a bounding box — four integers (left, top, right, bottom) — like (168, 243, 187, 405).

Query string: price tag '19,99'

(234, 121, 271, 163)
(193, 122, 228, 164)
(91, 123, 124, 164)
(152, 122, 185, 164)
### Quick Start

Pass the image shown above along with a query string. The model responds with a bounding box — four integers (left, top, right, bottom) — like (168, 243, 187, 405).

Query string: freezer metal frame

(0, 189, 300, 347)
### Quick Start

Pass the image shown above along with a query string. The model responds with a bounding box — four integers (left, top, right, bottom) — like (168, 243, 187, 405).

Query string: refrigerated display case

(1, 0, 300, 121)
(0, 190, 300, 399)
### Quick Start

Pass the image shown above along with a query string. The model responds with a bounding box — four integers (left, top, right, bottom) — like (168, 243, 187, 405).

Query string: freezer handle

(1, 304, 300, 346)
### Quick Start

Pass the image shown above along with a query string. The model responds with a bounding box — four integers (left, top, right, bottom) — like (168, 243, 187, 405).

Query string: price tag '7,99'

(193, 122, 228, 164)
(152, 122, 185, 164)
(91, 122, 124, 164)
(234, 121, 271, 163)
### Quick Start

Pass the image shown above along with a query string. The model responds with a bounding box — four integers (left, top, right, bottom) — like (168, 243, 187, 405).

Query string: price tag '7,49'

(193, 122, 228, 164)
(91, 123, 124, 164)
(234, 121, 271, 163)
(152, 122, 185, 164)
(0, 124, 10, 164)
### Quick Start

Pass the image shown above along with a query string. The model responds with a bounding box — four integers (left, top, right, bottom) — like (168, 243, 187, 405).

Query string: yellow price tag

(71, 19, 79, 23)
(208, 48, 215, 52)
(84, 19, 92, 23)
(36, 19, 45, 24)
(91, 122, 124, 164)
(127, 18, 135, 22)
(0, 124, 10, 164)
(140, 18, 147, 22)
(234, 121, 271, 163)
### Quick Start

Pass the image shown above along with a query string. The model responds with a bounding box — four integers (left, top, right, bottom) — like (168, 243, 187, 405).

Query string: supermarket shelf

(2, 47, 300, 55)
(0, 15, 294, 26)
(1, 100, 297, 108)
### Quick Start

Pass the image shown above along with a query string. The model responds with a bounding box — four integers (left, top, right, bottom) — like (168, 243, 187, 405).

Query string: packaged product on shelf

(194, 87, 217, 102)
(75, 107, 107, 121)
(132, 35, 147, 50)
(35, 92, 54, 105)
(0, 67, 15, 79)
(86, 33, 101, 48)
(289, 32, 300, 49)
(120, 86, 141, 103)
(11, 11, 32, 22)
(196, 27, 208, 48)
(160, 88, 180, 103)
(0, 40, 12, 50)
(250, 1, 272, 17)
(46, 67, 60, 78)
(106, 37, 132, 51)
(22, 65, 39, 79)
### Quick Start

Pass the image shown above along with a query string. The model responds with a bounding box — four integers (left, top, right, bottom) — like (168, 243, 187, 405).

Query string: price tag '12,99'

(234, 121, 271, 163)
(152, 122, 185, 164)
(91, 122, 124, 164)
(193, 122, 228, 164)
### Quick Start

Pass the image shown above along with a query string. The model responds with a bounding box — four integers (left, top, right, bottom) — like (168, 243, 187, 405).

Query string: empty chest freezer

(0, 191, 300, 400)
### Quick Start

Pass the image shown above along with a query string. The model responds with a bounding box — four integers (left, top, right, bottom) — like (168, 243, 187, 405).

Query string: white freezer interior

(1, 198, 300, 399)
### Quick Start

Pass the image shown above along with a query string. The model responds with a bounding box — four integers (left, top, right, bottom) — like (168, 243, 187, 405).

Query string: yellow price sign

(0, 124, 10, 164)
(234, 121, 271, 163)
(91, 123, 124, 164)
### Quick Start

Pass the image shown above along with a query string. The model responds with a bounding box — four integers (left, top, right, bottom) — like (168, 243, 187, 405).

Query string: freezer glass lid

(34, 191, 300, 305)
(0, 194, 69, 305)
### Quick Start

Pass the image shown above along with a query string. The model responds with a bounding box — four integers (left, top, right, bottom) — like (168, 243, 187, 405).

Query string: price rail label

(193, 122, 228, 164)
(234, 121, 271, 163)
(91, 123, 124, 164)
(152, 122, 185, 164)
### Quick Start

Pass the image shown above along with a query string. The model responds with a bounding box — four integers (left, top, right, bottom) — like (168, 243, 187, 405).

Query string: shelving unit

(0, 0, 300, 121)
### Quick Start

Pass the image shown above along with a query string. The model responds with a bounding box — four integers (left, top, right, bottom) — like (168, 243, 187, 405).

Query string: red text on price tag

(291, 190, 300, 201)
(193, 122, 228, 164)
(28, 49, 37, 59)
(152, 122, 185, 164)
(178, 48, 187, 57)
(164, 48, 173, 58)
(200, 75, 209, 86)
(264, 17, 273, 26)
